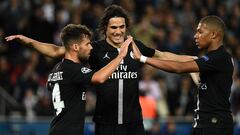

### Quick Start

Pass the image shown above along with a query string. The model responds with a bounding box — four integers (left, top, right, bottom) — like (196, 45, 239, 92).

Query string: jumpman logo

(103, 52, 110, 59)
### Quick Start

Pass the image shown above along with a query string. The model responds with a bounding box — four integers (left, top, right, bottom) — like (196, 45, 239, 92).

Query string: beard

(79, 56, 89, 64)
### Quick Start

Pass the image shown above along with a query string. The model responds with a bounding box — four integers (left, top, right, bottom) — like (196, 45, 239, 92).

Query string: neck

(106, 38, 121, 48)
(64, 52, 80, 63)
(207, 41, 222, 52)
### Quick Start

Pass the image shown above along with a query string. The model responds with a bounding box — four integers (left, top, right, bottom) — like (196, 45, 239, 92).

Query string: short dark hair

(60, 24, 92, 49)
(200, 15, 225, 39)
(97, 5, 130, 37)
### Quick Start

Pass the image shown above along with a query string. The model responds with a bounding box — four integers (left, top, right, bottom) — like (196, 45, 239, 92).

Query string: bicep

(147, 58, 199, 73)
(34, 42, 65, 58)
(53, 46, 65, 58)
(180, 61, 199, 73)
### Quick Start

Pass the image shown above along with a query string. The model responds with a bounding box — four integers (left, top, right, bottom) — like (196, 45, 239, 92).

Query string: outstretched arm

(91, 36, 132, 84)
(5, 35, 65, 58)
(132, 40, 199, 73)
(153, 50, 197, 62)
(154, 50, 200, 84)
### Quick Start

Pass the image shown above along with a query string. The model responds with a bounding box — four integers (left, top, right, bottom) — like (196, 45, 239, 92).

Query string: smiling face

(105, 17, 126, 47)
(194, 23, 212, 50)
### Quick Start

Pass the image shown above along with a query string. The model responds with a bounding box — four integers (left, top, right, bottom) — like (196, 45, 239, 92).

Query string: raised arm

(91, 37, 132, 84)
(5, 35, 65, 58)
(153, 50, 197, 62)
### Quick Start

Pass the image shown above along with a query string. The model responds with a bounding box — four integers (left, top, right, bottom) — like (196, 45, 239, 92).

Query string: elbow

(91, 76, 106, 84)
(175, 68, 184, 73)
(96, 78, 106, 84)
(52, 52, 62, 58)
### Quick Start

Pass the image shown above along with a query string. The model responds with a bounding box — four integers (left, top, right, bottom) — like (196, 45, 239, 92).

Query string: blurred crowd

(0, 0, 240, 134)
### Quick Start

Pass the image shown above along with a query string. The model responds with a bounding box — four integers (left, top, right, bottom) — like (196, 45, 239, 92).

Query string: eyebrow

(110, 25, 125, 28)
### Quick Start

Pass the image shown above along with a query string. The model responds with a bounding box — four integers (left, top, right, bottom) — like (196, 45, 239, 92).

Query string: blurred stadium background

(0, 0, 240, 135)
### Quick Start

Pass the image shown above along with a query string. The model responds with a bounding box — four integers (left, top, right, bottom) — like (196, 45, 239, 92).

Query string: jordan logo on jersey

(199, 83, 207, 90)
(103, 52, 110, 59)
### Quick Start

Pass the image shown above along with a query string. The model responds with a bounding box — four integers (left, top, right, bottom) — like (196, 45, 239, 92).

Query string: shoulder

(91, 40, 105, 49)
(209, 46, 232, 61)
(61, 60, 82, 72)
(133, 39, 145, 46)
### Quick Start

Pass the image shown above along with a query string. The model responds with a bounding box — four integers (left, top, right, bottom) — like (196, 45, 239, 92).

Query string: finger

(126, 35, 133, 39)
(126, 36, 133, 42)
(5, 36, 16, 41)
(123, 37, 132, 47)
(132, 41, 138, 51)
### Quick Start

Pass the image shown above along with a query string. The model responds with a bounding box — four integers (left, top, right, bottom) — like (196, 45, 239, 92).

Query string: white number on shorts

(52, 83, 65, 115)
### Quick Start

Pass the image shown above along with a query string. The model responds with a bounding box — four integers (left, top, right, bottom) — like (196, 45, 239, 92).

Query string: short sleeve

(72, 66, 95, 85)
(195, 53, 222, 72)
(135, 40, 155, 57)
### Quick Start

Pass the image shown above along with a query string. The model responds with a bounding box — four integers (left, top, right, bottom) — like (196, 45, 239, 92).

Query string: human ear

(211, 31, 217, 39)
(73, 44, 79, 51)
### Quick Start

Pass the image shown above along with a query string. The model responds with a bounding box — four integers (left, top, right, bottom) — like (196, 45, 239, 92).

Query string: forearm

(146, 57, 199, 73)
(154, 50, 196, 62)
(27, 40, 61, 58)
(91, 55, 123, 84)
(6, 35, 65, 58)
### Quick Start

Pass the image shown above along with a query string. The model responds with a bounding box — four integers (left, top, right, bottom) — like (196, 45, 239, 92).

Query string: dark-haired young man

(132, 15, 234, 135)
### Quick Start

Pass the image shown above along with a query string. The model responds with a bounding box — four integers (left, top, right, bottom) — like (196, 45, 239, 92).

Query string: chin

(113, 39, 124, 44)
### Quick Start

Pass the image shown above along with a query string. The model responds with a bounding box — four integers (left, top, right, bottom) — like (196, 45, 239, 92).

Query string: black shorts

(95, 122, 146, 135)
(191, 127, 233, 135)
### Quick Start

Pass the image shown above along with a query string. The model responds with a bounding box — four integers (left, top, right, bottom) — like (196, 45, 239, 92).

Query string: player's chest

(96, 50, 141, 71)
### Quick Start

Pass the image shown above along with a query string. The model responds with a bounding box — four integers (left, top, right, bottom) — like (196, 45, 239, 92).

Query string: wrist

(117, 55, 124, 60)
(140, 55, 148, 63)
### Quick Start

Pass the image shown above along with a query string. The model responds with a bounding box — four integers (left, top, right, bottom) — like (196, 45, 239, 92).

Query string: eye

(120, 25, 125, 29)
(110, 26, 117, 29)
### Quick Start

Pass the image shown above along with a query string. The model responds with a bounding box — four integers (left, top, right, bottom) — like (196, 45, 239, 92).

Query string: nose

(194, 33, 197, 39)
(89, 44, 93, 50)
(115, 28, 122, 34)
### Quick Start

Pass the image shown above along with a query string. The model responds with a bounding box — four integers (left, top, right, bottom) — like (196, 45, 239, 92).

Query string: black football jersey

(89, 40, 155, 124)
(194, 46, 234, 128)
(47, 59, 94, 135)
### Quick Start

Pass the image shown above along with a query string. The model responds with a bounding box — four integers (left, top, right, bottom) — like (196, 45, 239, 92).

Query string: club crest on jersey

(81, 67, 92, 74)
(130, 51, 134, 59)
(103, 52, 110, 59)
(201, 55, 209, 61)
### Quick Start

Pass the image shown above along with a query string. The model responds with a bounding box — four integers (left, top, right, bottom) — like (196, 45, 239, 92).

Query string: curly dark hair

(97, 5, 130, 38)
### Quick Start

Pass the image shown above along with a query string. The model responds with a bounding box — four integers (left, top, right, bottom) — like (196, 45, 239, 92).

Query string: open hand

(131, 38, 142, 61)
(118, 36, 133, 58)
(5, 35, 32, 45)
